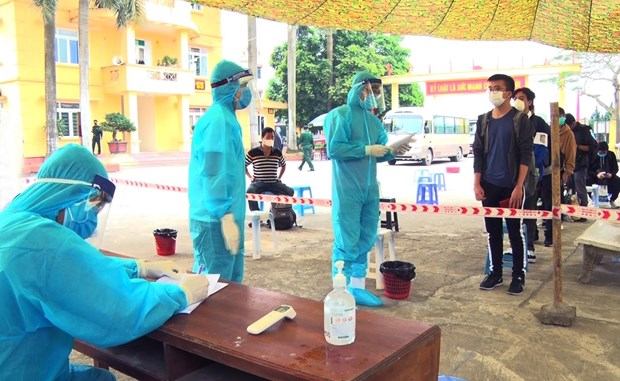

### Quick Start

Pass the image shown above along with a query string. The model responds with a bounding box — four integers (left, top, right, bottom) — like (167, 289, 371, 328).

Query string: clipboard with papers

(386, 133, 414, 152)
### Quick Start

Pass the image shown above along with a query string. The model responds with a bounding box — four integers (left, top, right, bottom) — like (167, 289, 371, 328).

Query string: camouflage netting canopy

(198, 0, 620, 53)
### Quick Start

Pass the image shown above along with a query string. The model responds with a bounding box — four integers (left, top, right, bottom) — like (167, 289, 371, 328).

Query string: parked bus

(383, 107, 471, 166)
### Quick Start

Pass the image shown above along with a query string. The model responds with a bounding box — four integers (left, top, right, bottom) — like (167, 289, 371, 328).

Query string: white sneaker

(527, 250, 537, 263)
(611, 200, 618, 209)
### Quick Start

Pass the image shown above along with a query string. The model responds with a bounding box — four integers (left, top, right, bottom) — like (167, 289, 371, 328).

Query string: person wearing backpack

(513, 87, 550, 264)
(473, 74, 535, 296)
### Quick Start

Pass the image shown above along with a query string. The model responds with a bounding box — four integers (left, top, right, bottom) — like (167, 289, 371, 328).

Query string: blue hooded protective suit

(324, 72, 393, 307)
(189, 60, 248, 282)
(0, 144, 189, 380)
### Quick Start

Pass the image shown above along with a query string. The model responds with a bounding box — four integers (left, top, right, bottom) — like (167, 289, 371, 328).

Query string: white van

(383, 107, 470, 166)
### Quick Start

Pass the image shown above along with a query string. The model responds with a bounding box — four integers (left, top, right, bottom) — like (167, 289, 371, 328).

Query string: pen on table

(197, 264, 204, 275)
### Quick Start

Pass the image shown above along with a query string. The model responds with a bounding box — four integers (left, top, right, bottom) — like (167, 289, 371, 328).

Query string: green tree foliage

(266, 27, 424, 126)
(100, 112, 136, 142)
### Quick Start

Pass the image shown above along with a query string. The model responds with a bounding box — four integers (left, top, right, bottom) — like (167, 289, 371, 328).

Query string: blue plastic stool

(484, 221, 529, 274)
(257, 191, 275, 211)
(417, 176, 432, 183)
(414, 169, 431, 183)
(291, 185, 315, 216)
(432, 172, 446, 191)
(416, 182, 439, 205)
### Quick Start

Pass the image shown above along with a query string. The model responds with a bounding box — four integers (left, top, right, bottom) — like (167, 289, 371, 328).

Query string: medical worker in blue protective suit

(189, 60, 254, 282)
(324, 72, 407, 307)
(0, 144, 209, 381)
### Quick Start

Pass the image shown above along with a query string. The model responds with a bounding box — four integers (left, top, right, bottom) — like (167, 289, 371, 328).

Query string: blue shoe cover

(348, 287, 383, 307)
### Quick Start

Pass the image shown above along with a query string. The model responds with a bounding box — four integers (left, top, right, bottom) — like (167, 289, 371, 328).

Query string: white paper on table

(157, 274, 228, 314)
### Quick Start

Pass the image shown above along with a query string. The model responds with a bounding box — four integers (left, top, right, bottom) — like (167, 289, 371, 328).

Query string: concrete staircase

(23, 151, 191, 174)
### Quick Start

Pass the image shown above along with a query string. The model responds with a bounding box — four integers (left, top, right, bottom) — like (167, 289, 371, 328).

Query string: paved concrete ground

(63, 157, 620, 381)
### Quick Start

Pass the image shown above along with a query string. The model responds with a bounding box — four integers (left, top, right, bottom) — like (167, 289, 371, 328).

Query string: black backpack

(269, 203, 297, 230)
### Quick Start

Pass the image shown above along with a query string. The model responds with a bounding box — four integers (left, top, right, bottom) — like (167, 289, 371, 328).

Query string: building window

(57, 103, 81, 137)
(190, 2, 202, 11)
(55, 29, 78, 64)
(135, 39, 151, 65)
(257, 66, 262, 79)
(189, 107, 207, 132)
(189, 47, 208, 77)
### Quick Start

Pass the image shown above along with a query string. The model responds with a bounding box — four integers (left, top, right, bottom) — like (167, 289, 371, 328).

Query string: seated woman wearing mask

(0, 144, 209, 380)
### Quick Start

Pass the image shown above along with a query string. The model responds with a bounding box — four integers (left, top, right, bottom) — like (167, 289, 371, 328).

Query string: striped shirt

(245, 146, 286, 183)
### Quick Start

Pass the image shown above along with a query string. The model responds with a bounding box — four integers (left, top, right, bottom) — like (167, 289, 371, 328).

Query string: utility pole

(287, 25, 297, 149)
(248, 16, 259, 147)
(326, 29, 334, 112)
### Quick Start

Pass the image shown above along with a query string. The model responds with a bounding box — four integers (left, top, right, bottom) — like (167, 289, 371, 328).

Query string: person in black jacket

(513, 87, 550, 264)
(473, 74, 535, 296)
(589, 141, 620, 208)
(566, 115, 596, 210)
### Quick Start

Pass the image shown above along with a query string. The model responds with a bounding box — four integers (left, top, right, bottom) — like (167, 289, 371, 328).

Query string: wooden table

(75, 281, 440, 381)
(575, 220, 620, 284)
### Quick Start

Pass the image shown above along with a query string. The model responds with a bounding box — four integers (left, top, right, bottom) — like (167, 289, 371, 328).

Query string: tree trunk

(326, 29, 333, 112)
(615, 86, 619, 148)
(44, 11, 58, 157)
(247, 16, 259, 148)
(287, 25, 297, 149)
(79, 0, 91, 149)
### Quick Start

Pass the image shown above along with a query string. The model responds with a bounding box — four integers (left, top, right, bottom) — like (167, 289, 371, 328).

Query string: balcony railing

(101, 64, 195, 95)
(144, 0, 198, 33)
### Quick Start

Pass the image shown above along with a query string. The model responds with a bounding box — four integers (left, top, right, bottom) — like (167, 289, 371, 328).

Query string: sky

(220, 11, 612, 123)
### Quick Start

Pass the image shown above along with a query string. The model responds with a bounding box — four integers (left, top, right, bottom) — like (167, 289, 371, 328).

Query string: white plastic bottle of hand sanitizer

(324, 261, 356, 345)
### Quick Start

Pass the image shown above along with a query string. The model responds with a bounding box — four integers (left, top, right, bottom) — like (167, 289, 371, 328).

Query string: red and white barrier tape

(22, 177, 620, 222)
(109, 178, 188, 193)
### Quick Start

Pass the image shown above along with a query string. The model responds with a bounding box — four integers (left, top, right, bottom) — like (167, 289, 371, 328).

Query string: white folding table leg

(268, 206, 279, 254)
(374, 234, 386, 290)
(251, 213, 261, 260)
(387, 231, 396, 261)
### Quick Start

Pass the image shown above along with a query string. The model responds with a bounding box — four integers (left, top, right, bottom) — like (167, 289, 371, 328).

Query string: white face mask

(263, 139, 274, 147)
(489, 92, 505, 107)
(514, 99, 526, 112)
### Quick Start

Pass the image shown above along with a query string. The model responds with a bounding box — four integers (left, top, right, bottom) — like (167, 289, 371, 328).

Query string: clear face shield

(38, 175, 115, 248)
(211, 69, 260, 111)
(361, 78, 386, 113)
(83, 175, 115, 249)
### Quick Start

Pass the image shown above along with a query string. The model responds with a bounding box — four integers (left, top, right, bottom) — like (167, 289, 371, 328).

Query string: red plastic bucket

(383, 273, 412, 299)
(153, 228, 177, 256)
(380, 261, 416, 299)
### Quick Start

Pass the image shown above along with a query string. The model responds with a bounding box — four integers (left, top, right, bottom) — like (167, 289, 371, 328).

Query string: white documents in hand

(157, 274, 228, 314)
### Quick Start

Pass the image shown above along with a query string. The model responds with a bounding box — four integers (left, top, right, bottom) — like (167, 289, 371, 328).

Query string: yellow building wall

(2, 0, 224, 158)
(154, 96, 183, 151)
